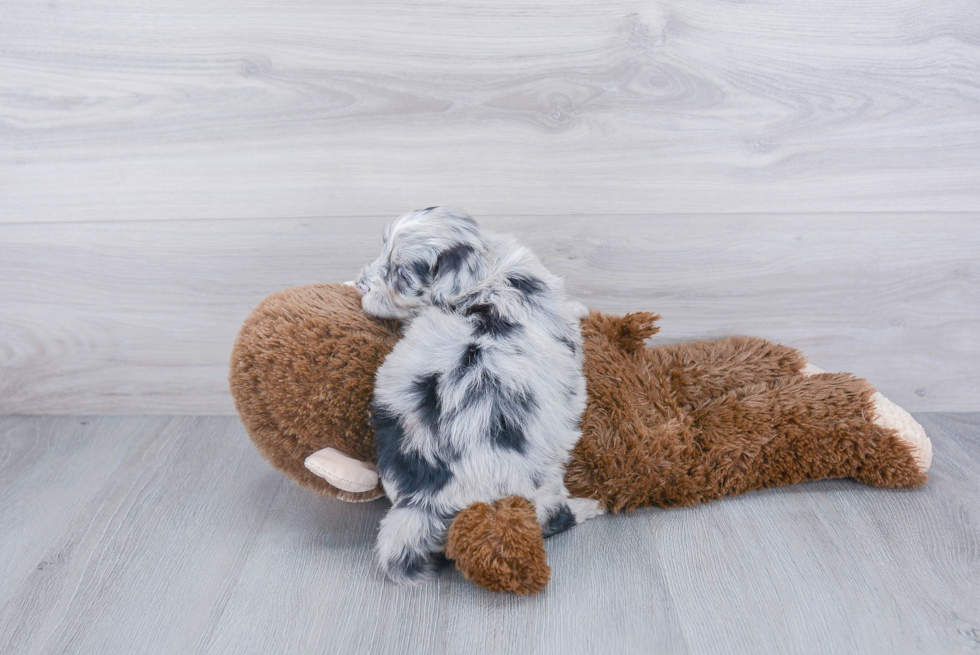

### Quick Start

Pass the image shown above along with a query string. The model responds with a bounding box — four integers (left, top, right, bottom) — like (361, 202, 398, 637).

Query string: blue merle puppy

(356, 207, 604, 585)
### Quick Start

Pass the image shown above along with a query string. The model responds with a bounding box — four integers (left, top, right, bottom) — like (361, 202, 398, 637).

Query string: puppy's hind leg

(533, 479, 605, 538)
(376, 502, 449, 585)
(567, 497, 604, 523)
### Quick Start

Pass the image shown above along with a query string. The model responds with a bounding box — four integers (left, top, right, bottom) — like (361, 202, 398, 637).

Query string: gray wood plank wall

(1, 0, 978, 413)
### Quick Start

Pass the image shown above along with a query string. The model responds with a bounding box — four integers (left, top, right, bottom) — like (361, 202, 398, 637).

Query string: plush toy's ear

(616, 312, 661, 351)
(429, 242, 490, 306)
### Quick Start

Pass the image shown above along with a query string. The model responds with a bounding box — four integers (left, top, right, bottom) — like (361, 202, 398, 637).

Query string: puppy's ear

(430, 242, 487, 305)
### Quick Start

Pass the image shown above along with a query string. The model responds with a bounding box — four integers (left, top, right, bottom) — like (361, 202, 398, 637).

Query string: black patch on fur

(558, 335, 577, 354)
(410, 259, 432, 284)
(462, 368, 498, 399)
(542, 504, 576, 538)
(465, 303, 520, 338)
(510, 386, 538, 414)
(475, 369, 499, 395)
(421, 206, 438, 212)
(372, 404, 453, 498)
(487, 387, 537, 454)
(390, 264, 411, 294)
(489, 408, 526, 454)
(453, 369, 535, 454)
(411, 373, 441, 435)
(460, 343, 481, 368)
(433, 243, 475, 278)
(507, 273, 545, 297)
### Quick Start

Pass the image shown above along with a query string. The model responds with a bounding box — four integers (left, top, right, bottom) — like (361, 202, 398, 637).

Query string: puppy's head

(357, 207, 490, 320)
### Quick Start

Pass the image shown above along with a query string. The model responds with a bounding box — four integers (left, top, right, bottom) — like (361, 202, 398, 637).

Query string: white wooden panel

(0, 214, 976, 414)
(1, 0, 978, 222)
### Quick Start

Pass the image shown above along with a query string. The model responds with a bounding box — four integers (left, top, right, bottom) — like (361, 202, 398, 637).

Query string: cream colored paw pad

(871, 391, 933, 472)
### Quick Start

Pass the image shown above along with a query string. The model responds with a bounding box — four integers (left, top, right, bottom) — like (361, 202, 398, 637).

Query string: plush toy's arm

(446, 497, 551, 594)
(445, 495, 604, 594)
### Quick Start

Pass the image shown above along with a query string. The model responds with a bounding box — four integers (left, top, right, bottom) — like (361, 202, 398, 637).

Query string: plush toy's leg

(801, 361, 826, 376)
(649, 336, 807, 411)
(868, 390, 932, 471)
(801, 364, 932, 472)
(688, 372, 929, 501)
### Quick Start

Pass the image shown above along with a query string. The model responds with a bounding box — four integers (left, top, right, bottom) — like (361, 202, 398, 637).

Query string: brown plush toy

(230, 283, 932, 595)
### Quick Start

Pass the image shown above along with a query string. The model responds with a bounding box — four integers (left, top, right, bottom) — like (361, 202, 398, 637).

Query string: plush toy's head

(229, 284, 400, 501)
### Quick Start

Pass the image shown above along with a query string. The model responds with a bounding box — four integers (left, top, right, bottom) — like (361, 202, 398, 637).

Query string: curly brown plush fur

(230, 284, 395, 501)
(566, 311, 926, 513)
(230, 283, 927, 592)
(446, 496, 551, 595)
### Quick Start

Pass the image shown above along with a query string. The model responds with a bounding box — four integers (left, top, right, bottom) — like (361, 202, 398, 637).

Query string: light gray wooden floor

(1, 414, 978, 654)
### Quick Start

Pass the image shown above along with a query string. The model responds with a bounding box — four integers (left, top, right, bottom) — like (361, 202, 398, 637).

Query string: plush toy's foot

(446, 497, 551, 595)
(870, 391, 932, 472)
(801, 362, 826, 377)
(304, 447, 381, 496)
(802, 361, 932, 473)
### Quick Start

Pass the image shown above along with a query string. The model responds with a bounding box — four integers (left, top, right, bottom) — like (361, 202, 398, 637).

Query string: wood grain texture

(0, 417, 285, 655)
(2, 0, 977, 414)
(0, 417, 150, 608)
(1, 214, 977, 413)
(0, 414, 977, 654)
(1, 0, 979, 222)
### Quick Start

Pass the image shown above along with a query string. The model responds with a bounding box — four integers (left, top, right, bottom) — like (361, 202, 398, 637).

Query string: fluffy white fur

(357, 207, 599, 585)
